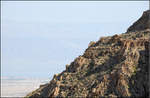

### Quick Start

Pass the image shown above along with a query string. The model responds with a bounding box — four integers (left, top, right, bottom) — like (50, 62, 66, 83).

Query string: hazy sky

(1, 1, 149, 78)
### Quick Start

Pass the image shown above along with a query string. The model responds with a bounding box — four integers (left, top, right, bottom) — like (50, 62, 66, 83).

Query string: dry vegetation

(26, 10, 150, 97)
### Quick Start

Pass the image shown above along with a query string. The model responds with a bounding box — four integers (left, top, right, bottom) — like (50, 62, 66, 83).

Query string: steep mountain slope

(127, 10, 150, 32)
(26, 10, 150, 97)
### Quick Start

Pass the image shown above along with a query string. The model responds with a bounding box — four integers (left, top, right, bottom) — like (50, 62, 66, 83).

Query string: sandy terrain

(1, 78, 49, 97)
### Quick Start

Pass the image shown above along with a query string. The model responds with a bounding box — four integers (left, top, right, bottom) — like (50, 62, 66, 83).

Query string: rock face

(26, 10, 150, 97)
(127, 10, 150, 32)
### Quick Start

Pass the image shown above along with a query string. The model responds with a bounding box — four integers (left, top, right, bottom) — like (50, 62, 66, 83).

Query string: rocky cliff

(26, 10, 150, 97)
(127, 10, 150, 32)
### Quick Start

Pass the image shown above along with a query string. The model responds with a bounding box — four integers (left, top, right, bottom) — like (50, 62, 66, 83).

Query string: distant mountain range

(26, 10, 150, 97)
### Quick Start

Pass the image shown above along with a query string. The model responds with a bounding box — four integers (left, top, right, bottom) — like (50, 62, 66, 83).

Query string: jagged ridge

(26, 10, 150, 97)
(127, 10, 150, 32)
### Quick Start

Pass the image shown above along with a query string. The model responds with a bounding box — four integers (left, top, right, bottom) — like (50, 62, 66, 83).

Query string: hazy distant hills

(1, 78, 49, 97)
(26, 10, 150, 97)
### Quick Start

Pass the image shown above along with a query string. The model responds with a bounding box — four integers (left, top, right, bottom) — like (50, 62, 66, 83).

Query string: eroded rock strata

(26, 10, 150, 97)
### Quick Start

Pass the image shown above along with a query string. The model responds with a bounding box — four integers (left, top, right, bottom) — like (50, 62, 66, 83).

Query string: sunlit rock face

(26, 10, 150, 98)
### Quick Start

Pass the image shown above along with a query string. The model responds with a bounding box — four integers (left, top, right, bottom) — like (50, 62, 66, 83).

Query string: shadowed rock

(127, 10, 150, 32)
(26, 10, 150, 98)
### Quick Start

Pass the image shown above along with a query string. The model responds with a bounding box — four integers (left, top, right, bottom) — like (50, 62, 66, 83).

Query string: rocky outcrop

(67, 56, 91, 73)
(127, 10, 150, 32)
(26, 10, 150, 98)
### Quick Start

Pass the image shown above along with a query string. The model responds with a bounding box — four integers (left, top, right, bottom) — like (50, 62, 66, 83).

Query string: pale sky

(1, 1, 149, 78)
